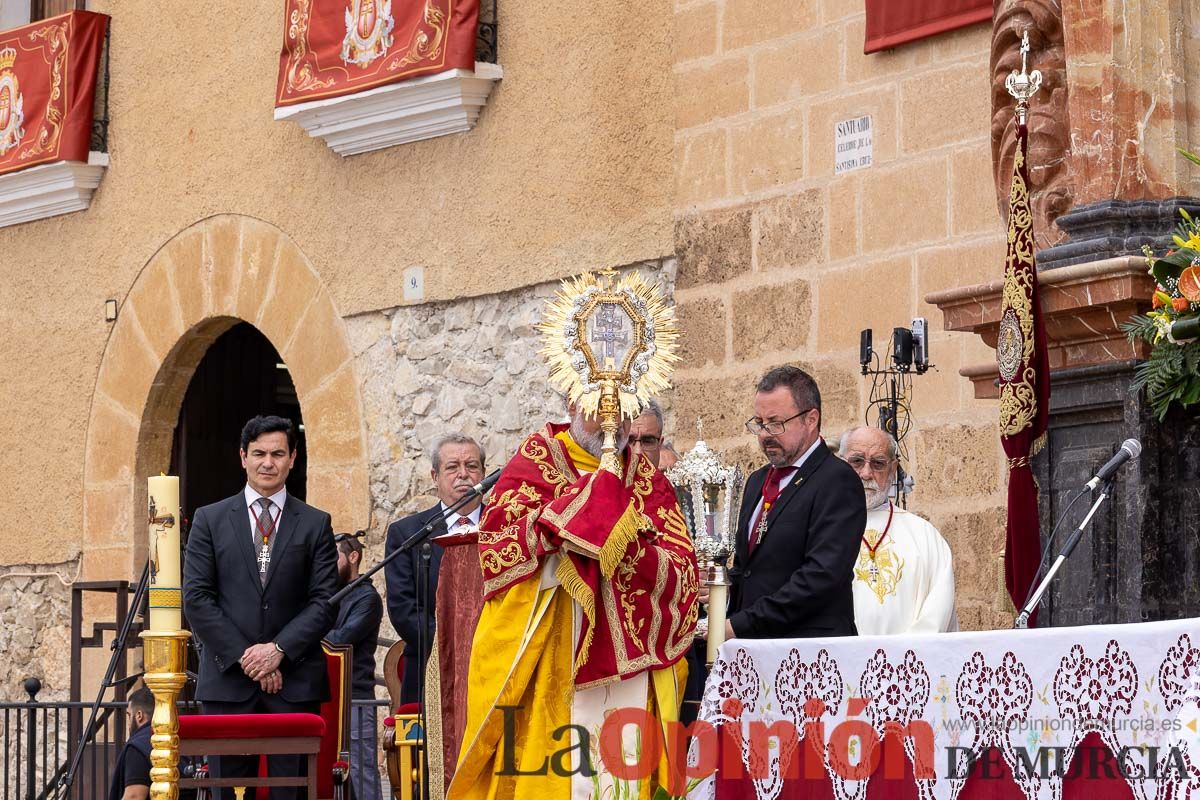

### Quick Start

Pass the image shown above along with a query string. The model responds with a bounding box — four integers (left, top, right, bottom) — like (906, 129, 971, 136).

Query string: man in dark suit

(724, 365, 866, 640)
(183, 415, 339, 798)
(385, 432, 485, 704)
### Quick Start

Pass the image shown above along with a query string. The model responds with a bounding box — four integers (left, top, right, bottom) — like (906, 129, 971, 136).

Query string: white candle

(706, 582, 728, 665)
(147, 475, 182, 632)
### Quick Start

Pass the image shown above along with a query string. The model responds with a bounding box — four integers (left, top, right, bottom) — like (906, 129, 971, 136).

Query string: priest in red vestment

(448, 404, 699, 799)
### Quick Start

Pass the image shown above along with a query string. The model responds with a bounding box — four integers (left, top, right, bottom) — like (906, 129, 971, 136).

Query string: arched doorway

(82, 214, 370, 581)
(170, 322, 307, 520)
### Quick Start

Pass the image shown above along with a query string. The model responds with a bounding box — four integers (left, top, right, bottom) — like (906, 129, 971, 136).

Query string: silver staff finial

(1005, 31, 1042, 126)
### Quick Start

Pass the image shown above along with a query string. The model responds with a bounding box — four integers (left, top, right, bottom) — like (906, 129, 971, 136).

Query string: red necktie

(456, 516, 472, 529)
(748, 466, 796, 555)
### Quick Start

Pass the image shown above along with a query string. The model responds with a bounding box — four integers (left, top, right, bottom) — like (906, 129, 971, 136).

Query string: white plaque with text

(403, 266, 425, 302)
(834, 115, 873, 175)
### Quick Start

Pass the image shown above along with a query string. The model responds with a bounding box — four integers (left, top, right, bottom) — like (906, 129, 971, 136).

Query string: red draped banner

(275, 0, 479, 108)
(864, 0, 991, 54)
(0, 11, 108, 177)
(998, 121, 1051, 623)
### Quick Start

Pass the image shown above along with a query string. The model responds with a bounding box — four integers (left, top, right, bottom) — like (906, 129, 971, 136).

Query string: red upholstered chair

(381, 641, 424, 800)
(382, 638, 405, 707)
(179, 640, 353, 800)
(317, 640, 352, 799)
(179, 712, 324, 798)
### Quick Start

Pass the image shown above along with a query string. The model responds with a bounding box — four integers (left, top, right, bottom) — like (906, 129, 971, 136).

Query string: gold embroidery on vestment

(854, 529, 905, 604)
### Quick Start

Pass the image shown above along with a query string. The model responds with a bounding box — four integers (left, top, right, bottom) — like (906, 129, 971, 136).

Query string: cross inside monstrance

(589, 304, 631, 366)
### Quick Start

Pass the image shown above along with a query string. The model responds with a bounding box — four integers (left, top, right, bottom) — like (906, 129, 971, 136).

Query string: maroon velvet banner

(434, 533, 485, 790)
(0, 11, 108, 177)
(864, 0, 991, 53)
(997, 122, 1051, 622)
(275, 0, 479, 108)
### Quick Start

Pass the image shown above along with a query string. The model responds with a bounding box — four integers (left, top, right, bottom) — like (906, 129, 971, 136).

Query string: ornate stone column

(1037, 0, 1200, 268)
(927, 3, 1200, 625)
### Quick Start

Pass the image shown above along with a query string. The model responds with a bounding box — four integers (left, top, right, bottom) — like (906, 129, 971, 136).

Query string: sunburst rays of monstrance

(537, 267, 679, 474)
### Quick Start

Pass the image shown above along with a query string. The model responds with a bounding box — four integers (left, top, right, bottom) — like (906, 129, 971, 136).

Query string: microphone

(474, 468, 502, 497)
(328, 467, 503, 605)
(1085, 439, 1141, 491)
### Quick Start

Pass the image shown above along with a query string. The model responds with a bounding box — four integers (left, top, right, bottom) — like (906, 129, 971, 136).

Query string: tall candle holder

(140, 629, 190, 800)
(666, 424, 743, 665)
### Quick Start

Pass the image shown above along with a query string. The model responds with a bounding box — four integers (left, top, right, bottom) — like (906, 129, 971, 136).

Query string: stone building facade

(0, 0, 1196, 710)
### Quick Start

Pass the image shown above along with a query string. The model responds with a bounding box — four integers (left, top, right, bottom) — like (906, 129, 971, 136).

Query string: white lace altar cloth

(690, 618, 1200, 800)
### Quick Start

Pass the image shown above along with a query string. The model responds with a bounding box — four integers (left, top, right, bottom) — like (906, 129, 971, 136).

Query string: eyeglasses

(845, 456, 895, 473)
(744, 409, 813, 436)
(629, 435, 662, 448)
(334, 530, 367, 545)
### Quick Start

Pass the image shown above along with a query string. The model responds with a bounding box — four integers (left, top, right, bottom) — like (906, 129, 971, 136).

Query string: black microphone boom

(1085, 438, 1141, 491)
(329, 467, 502, 605)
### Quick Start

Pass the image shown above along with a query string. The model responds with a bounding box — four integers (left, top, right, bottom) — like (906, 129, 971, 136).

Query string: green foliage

(1151, 251, 1188, 284)
(1125, 316, 1200, 420)
(1125, 162, 1200, 420)
(651, 777, 705, 800)
(1121, 314, 1159, 342)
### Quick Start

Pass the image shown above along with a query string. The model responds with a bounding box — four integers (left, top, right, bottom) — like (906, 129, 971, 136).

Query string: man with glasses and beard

(720, 365, 866, 640)
(838, 426, 957, 635)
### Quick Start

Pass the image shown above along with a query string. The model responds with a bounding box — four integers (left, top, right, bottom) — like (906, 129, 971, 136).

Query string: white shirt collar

(789, 436, 825, 470)
(244, 484, 287, 512)
(769, 437, 826, 493)
(440, 502, 482, 527)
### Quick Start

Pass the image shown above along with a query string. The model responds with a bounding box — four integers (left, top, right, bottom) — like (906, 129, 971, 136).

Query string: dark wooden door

(169, 322, 307, 525)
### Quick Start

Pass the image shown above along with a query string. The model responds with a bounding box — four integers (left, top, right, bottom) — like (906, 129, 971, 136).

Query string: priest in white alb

(838, 426, 957, 635)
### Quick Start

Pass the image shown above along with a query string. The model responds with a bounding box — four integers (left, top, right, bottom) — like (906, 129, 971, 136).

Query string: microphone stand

(329, 468, 499, 606)
(1014, 476, 1114, 629)
(329, 468, 499, 798)
(60, 560, 150, 795)
(418, 541, 432, 800)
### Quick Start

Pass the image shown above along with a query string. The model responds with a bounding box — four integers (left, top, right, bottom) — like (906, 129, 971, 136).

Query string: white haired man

(384, 432, 486, 704)
(839, 426, 958, 635)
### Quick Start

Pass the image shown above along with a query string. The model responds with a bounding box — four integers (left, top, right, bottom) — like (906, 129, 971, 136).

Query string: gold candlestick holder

(140, 630, 191, 800)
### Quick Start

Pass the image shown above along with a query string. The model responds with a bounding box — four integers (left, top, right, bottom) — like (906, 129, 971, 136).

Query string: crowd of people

(111, 363, 957, 798)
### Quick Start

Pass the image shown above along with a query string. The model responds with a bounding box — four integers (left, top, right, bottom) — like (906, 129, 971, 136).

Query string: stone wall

(0, 566, 73, 701)
(0, 0, 676, 571)
(670, 0, 1014, 628)
(347, 260, 677, 639)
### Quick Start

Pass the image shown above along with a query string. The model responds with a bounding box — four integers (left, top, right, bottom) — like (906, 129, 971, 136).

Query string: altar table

(692, 618, 1200, 800)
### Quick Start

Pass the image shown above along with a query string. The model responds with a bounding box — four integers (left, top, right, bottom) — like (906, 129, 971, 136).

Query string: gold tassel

(555, 556, 596, 674)
(599, 502, 642, 580)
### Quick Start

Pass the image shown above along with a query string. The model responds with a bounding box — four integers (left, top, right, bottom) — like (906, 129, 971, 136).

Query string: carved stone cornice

(925, 256, 1152, 399)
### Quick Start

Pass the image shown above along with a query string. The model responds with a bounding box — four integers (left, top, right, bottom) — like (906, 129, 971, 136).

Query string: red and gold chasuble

(478, 422, 699, 689)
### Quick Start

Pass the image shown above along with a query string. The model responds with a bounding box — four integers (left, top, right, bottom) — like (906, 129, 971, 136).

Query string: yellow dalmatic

(448, 423, 698, 800)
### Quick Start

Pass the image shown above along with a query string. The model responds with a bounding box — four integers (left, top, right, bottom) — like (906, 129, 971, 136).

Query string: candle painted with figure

(147, 475, 182, 631)
(706, 582, 728, 666)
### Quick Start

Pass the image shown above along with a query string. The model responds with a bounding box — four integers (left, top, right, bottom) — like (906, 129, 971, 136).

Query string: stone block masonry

(347, 260, 677, 642)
